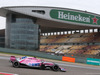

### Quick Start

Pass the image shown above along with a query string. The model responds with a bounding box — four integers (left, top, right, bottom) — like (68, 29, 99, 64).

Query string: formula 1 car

(10, 56, 66, 72)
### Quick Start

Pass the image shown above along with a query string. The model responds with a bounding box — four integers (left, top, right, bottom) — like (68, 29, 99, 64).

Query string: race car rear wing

(10, 56, 16, 63)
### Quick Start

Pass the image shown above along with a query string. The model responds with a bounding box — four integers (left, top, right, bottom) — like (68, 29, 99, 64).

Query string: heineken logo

(58, 11, 90, 23)
(50, 9, 100, 25)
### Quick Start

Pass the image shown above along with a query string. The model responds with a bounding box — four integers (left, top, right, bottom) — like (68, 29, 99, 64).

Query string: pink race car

(10, 56, 66, 72)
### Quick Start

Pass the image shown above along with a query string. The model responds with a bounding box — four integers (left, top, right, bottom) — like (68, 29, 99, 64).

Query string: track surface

(0, 56, 100, 75)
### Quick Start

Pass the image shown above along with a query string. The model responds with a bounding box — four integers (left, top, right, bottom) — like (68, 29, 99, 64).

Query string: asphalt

(0, 53, 100, 75)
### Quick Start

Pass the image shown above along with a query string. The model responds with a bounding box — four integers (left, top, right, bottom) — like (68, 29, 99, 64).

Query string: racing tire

(12, 61, 20, 68)
(40, 64, 46, 70)
(51, 64, 59, 71)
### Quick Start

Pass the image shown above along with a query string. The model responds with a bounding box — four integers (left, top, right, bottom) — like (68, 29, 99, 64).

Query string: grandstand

(40, 32, 100, 58)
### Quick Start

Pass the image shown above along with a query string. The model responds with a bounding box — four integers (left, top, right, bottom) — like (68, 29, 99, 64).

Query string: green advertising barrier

(75, 57, 86, 64)
(87, 58, 100, 66)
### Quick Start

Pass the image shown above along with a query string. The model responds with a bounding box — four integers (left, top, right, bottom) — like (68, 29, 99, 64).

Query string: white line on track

(0, 56, 9, 60)
(57, 63, 100, 70)
(86, 73, 100, 75)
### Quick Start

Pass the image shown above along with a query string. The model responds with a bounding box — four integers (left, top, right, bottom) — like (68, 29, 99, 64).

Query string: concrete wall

(0, 48, 62, 60)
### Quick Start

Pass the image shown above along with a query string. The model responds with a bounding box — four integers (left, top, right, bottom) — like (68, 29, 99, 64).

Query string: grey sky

(0, 0, 100, 29)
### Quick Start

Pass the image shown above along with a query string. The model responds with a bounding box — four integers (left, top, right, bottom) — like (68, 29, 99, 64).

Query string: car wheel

(51, 64, 59, 71)
(12, 61, 20, 68)
(40, 64, 46, 70)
